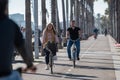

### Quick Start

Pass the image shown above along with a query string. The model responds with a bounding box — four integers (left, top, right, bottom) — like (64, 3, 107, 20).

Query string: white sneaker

(45, 65, 49, 70)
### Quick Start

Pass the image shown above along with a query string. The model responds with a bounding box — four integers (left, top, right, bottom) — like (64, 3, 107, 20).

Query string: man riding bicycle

(66, 20, 81, 60)
(93, 27, 99, 39)
(0, 0, 36, 80)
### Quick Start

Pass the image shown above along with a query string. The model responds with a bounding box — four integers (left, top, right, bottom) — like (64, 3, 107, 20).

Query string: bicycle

(45, 41, 56, 74)
(70, 39, 78, 68)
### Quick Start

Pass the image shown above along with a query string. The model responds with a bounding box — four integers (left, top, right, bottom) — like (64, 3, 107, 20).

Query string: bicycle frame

(70, 39, 78, 68)
(46, 46, 54, 74)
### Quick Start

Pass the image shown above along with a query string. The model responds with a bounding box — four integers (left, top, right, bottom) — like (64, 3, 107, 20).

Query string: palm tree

(41, 0, 46, 31)
(70, 0, 74, 21)
(105, 8, 109, 15)
(61, 0, 67, 47)
(41, 0, 47, 56)
(100, 15, 108, 30)
(51, 0, 56, 28)
(75, 0, 80, 27)
(66, 0, 69, 27)
(106, 0, 117, 39)
(62, 0, 66, 37)
(33, 0, 39, 59)
(25, 0, 34, 61)
(116, 0, 120, 43)
(81, 0, 86, 34)
(56, 0, 63, 49)
(87, 0, 94, 35)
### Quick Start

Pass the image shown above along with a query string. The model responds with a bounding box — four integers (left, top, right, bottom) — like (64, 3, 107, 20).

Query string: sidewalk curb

(108, 35, 116, 52)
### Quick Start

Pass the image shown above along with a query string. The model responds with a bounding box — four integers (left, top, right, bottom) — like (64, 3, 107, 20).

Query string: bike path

(13, 35, 120, 80)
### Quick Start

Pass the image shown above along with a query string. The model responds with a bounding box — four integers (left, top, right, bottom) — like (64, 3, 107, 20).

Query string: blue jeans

(67, 39, 80, 59)
(0, 71, 22, 80)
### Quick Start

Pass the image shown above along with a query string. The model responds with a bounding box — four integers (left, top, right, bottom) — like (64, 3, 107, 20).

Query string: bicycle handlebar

(16, 66, 37, 74)
(69, 38, 80, 43)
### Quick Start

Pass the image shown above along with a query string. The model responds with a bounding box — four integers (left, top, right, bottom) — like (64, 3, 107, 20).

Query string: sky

(9, 0, 25, 14)
(94, 0, 108, 16)
(9, 0, 63, 24)
(9, 0, 108, 22)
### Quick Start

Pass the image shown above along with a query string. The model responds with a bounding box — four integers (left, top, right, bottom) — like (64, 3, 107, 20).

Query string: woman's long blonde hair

(44, 23, 56, 35)
(43, 23, 57, 44)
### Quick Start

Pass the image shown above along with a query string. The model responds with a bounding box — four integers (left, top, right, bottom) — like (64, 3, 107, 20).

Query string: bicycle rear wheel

(49, 54, 53, 74)
(73, 52, 76, 68)
(73, 60, 75, 68)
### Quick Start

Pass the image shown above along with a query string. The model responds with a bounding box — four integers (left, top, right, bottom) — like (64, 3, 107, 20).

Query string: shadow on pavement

(24, 72, 97, 80)
(77, 65, 120, 71)
(80, 60, 114, 65)
(55, 72, 97, 80)
(12, 60, 45, 64)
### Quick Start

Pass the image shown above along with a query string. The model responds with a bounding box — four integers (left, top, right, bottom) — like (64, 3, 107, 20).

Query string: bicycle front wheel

(73, 52, 76, 68)
(49, 54, 53, 74)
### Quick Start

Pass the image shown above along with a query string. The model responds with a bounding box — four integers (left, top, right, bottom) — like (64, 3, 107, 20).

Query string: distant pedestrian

(104, 28, 107, 36)
(93, 28, 99, 39)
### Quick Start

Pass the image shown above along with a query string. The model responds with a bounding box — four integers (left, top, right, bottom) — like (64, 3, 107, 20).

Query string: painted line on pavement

(112, 56, 120, 80)
(81, 40, 97, 58)
(108, 35, 120, 80)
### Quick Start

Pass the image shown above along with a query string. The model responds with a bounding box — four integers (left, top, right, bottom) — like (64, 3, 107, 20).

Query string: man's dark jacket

(0, 17, 33, 76)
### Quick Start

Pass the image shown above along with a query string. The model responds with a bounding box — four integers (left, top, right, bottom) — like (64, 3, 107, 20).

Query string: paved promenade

(13, 35, 120, 80)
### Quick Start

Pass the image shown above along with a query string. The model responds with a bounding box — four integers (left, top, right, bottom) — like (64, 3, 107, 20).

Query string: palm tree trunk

(91, 0, 94, 35)
(25, 0, 34, 61)
(66, 0, 69, 28)
(51, 0, 56, 28)
(70, 0, 74, 21)
(56, 0, 63, 49)
(81, 0, 85, 33)
(41, 0, 46, 31)
(34, 0, 39, 59)
(116, 0, 120, 43)
(75, 0, 80, 27)
(62, 0, 66, 37)
(41, 0, 46, 56)
(109, 0, 114, 37)
(62, 0, 67, 47)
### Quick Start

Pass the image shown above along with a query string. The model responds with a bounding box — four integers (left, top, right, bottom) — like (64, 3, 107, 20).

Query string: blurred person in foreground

(0, 0, 36, 80)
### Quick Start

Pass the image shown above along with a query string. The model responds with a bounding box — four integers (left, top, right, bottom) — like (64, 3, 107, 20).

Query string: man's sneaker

(45, 65, 49, 70)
